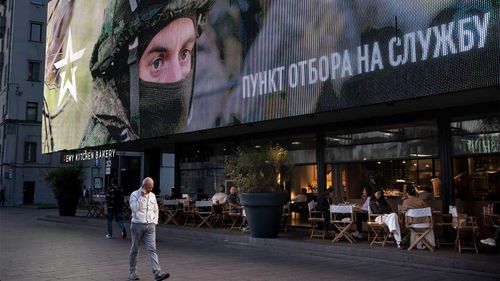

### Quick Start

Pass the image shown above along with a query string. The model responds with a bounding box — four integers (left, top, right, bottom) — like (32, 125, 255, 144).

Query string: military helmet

(90, 0, 214, 78)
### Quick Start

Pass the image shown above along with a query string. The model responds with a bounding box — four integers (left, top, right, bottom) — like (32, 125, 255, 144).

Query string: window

(26, 102, 37, 121)
(29, 22, 42, 42)
(451, 116, 500, 155)
(24, 142, 36, 162)
(27, 61, 40, 81)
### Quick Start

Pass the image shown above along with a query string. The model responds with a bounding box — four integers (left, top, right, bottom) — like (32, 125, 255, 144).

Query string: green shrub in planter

(225, 145, 289, 238)
(44, 167, 84, 216)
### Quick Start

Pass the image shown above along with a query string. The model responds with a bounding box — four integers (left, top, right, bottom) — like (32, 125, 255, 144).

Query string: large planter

(56, 192, 79, 216)
(240, 193, 288, 238)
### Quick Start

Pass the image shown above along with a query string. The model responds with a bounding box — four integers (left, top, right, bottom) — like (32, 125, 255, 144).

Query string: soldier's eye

(180, 49, 192, 61)
(152, 58, 163, 70)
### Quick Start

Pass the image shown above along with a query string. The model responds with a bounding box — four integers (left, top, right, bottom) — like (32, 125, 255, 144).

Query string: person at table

(227, 186, 241, 210)
(370, 188, 402, 248)
(293, 188, 308, 203)
(402, 185, 435, 249)
(291, 188, 309, 222)
(354, 187, 372, 239)
(211, 184, 227, 221)
(211, 184, 227, 205)
(417, 185, 433, 200)
(317, 187, 336, 238)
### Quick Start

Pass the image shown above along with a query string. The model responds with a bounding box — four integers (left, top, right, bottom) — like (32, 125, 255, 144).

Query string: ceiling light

(409, 153, 432, 157)
(291, 141, 301, 145)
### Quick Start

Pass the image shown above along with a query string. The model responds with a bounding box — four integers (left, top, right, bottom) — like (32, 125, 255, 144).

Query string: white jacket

(129, 188, 158, 224)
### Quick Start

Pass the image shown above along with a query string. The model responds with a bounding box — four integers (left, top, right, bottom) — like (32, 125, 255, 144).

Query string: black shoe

(155, 272, 169, 281)
(122, 228, 127, 239)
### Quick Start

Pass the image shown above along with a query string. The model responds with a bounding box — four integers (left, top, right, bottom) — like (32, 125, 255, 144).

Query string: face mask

(138, 73, 193, 138)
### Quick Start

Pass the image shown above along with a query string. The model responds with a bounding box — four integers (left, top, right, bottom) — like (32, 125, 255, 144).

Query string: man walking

(128, 177, 169, 281)
(105, 178, 126, 239)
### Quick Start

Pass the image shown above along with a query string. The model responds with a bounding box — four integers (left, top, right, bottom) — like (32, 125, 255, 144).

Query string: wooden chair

(450, 206, 479, 254)
(281, 202, 291, 232)
(405, 207, 435, 251)
(182, 199, 196, 226)
(330, 205, 356, 243)
(195, 201, 215, 228)
(367, 207, 390, 247)
(433, 207, 454, 248)
(161, 199, 180, 225)
(308, 201, 326, 239)
(227, 205, 243, 231)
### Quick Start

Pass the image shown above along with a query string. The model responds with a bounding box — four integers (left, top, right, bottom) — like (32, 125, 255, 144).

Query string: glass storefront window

(329, 159, 440, 201)
(178, 134, 316, 201)
(325, 124, 438, 162)
(325, 123, 440, 201)
(178, 142, 234, 200)
(451, 116, 500, 215)
(451, 116, 500, 155)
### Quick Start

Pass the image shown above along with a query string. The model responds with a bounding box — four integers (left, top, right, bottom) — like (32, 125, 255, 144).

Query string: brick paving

(0, 207, 498, 281)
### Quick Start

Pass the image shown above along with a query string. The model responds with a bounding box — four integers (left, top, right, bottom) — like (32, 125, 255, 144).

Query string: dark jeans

(355, 212, 368, 232)
(290, 202, 308, 222)
(107, 210, 125, 236)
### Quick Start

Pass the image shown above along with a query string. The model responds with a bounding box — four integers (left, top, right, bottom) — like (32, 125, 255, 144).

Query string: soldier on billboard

(80, 0, 214, 148)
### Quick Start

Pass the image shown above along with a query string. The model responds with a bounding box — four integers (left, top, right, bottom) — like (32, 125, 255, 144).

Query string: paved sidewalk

(1, 207, 499, 281)
(50, 208, 500, 276)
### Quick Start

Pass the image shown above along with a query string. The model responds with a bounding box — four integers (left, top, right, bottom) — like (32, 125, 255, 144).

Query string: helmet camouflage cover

(90, 0, 214, 78)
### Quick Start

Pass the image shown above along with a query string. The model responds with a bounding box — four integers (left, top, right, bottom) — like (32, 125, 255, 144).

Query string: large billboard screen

(43, 0, 499, 153)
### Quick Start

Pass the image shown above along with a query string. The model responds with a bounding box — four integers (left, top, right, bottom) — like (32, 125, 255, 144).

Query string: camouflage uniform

(80, 0, 214, 147)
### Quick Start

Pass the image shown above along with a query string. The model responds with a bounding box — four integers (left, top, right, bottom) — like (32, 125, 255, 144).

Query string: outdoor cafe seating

(330, 205, 356, 244)
(405, 207, 435, 251)
(86, 195, 105, 217)
(308, 201, 326, 239)
(450, 206, 479, 254)
(227, 205, 244, 231)
(367, 206, 390, 247)
(161, 199, 181, 225)
(281, 202, 291, 233)
(195, 200, 215, 228)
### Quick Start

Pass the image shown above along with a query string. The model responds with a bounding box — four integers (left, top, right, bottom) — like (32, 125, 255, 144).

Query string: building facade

(0, 0, 157, 205)
(39, 1, 499, 215)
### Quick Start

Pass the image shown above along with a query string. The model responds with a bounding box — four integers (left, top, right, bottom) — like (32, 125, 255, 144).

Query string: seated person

(291, 188, 309, 222)
(316, 187, 335, 237)
(211, 184, 227, 205)
(293, 188, 308, 203)
(227, 186, 241, 211)
(403, 185, 435, 249)
(370, 188, 402, 248)
(354, 187, 372, 239)
(417, 185, 433, 200)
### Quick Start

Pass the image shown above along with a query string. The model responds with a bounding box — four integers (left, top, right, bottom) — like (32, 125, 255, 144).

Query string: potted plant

(44, 167, 84, 216)
(225, 144, 289, 238)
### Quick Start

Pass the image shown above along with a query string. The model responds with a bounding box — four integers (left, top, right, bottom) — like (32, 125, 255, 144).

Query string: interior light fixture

(409, 153, 432, 157)
(291, 141, 301, 145)
(255, 145, 261, 148)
